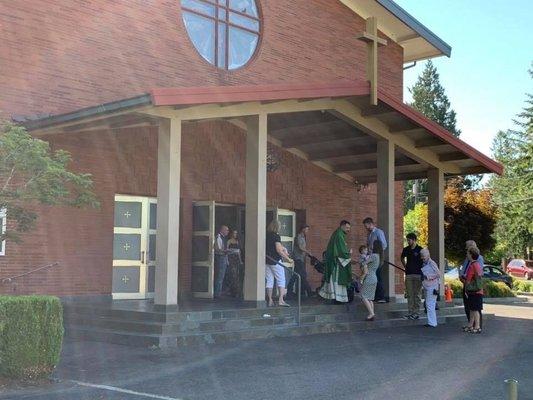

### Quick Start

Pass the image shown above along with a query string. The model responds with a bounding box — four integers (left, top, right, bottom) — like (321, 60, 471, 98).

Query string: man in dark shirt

(400, 233, 423, 320)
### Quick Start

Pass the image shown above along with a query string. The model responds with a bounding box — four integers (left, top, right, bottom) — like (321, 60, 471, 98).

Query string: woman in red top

(465, 247, 483, 334)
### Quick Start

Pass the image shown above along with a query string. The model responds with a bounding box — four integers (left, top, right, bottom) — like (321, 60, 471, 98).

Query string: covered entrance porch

(24, 80, 502, 309)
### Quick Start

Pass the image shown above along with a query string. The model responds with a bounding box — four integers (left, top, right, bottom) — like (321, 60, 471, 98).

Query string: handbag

(465, 273, 483, 293)
(352, 280, 361, 293)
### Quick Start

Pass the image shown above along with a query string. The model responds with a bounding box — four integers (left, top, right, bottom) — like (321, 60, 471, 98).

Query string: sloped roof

(20, 81, 501, 178)
(339, 0, 451, 62)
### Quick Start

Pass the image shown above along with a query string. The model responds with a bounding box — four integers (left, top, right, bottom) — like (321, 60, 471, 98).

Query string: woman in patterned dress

(226, 230, 244, 298)
(359, 241, 383, 321)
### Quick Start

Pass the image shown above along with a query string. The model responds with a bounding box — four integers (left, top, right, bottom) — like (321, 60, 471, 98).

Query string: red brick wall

(0, 122, 405, 297)
(0, 0, 403, 119)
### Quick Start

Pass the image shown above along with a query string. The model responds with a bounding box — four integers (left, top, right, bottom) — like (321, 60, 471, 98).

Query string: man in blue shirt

(363, 217, 388, 302)
(460, 240, 485, 327)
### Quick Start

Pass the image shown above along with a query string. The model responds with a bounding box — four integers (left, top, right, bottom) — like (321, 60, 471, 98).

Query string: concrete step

(64, 314, 297, 335)
(63, 300, 458, 324)
(65, 315, 442, 347)
(64, 304, 465, 334)
(66, 326, 174, 347)
(65, 309, 485, 348)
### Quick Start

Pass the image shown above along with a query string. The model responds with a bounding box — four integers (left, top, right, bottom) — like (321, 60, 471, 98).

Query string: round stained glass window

(181, 0, 261, 70)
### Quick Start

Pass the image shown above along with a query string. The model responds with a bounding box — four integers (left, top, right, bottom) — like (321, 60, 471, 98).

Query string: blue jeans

(214, 255, 228, 297)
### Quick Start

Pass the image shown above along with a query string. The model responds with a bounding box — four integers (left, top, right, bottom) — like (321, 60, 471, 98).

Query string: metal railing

(1, 262, 60, 285)
(266, 255, 301, 326)
(384, 260, 406, 273)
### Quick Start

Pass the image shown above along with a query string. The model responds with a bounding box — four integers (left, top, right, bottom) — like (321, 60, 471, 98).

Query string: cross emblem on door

(121, 275, 130, 284)
(123, 243, 131, 251)
(123, 211, 132, 218)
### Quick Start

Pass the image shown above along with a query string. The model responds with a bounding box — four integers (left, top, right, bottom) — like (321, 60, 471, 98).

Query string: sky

(396, 0, 533, 159)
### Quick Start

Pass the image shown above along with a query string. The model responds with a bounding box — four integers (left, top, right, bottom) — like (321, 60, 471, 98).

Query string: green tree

(0, 122, 99, 242)
(444, 187, 497, 264)
(403, 203, 428, 247)
(404, 61, 480, 212)
(409, 60, 461, 137)
(490, 68, 533, 257)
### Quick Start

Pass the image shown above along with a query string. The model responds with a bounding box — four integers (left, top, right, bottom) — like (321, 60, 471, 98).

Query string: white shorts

(265, 263, 285, 288)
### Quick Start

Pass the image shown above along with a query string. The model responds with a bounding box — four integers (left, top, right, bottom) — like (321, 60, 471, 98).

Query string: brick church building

(0, 0, 501, 306)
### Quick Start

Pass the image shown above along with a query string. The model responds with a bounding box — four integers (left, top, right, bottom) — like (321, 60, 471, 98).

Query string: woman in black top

(265, 220, 292, 307)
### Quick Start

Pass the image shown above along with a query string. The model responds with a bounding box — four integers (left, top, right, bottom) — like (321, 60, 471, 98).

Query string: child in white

(420, 248, 441, 327)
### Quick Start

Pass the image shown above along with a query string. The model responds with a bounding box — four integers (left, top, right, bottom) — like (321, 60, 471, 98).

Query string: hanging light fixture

(354, 180, 369, 192)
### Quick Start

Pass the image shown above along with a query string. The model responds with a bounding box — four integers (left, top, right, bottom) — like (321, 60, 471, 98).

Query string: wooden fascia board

(150, 81, 369, 107)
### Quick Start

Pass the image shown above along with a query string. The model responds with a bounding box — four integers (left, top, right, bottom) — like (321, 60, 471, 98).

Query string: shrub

(482, 280, 515, 298)
(445, 278, 464, 298)
(0, 296, 64, 379)
(513, 280, 533, 293)
(445, 278, 515, 298)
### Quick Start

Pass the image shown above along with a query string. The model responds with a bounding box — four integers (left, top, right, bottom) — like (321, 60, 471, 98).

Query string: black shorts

(466, 293, 483, 311)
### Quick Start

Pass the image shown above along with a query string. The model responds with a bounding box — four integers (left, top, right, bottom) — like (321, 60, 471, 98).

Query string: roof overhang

(339, 0, 452, 62)
(17, 81, 501, 182)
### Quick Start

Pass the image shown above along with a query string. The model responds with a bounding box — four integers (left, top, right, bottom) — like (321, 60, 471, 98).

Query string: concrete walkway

(1, 305, 532, 400)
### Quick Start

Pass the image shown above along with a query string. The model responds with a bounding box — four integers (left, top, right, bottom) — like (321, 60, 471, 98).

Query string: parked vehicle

(506, 259, 533, 280)
(483, 265, 513, 288)
(444, 267, 459, 279)
(445, 265, 513, 288)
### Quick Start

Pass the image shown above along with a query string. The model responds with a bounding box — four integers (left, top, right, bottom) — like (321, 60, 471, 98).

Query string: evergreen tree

(490, 67, 533, 258)
(404, 60, 477, 212)
(409, 60, 461, 137)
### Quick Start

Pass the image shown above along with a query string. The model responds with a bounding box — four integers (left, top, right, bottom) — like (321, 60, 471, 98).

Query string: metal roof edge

(376, 0, 452, 58)
(19, 94, 152, 131)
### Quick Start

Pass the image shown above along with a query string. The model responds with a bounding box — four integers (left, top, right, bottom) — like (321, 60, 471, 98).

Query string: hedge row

(445, 278, 515, 298)
(0, 296, 64, 379)
(513, 279, 533, 293)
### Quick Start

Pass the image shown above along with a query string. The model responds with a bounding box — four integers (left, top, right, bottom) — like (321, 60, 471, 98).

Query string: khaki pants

(405, 274, 422, 315)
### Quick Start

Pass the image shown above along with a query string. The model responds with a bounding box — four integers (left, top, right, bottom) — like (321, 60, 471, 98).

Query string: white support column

(243, 113, 268, 304)
(428, 168, 445, 295)
(377, 140, 395, 300)
(155, 118, 181, 307)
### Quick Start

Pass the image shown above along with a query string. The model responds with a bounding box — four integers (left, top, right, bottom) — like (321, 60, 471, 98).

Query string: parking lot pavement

(1, 309, 532, 400)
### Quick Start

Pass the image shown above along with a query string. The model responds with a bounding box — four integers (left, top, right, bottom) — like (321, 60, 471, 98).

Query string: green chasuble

(323, 228, 352, 286)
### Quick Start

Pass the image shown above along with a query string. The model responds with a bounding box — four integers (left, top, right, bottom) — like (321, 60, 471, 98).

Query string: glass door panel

(192, 201, 215, 298)
(112, 195, 156, 299)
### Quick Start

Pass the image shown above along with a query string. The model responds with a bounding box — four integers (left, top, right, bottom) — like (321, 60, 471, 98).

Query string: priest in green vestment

(319, 220, 353, 302)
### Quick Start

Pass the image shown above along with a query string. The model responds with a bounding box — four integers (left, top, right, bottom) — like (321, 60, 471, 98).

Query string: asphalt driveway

(1, 304, 532, 400)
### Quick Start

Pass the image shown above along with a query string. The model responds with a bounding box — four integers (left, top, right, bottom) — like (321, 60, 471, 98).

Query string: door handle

(141, 251, 145, 264)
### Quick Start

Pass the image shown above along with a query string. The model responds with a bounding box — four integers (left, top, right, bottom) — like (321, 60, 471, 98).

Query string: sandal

(469, 328, 482, 334)
(461, 326, 470, 332)
(463, 326, 474, 333)
(278, 302, 290, 307)
(365, 315, 375, 321)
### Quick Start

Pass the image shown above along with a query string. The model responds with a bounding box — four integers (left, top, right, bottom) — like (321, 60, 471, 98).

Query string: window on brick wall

(181, 0, 260, 70)
(0, 208, 6, 256)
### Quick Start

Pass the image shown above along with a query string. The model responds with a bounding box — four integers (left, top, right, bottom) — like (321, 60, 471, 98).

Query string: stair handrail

(384, 260, 406, 273)
(1, 262, 60, 285)
(266, 255, 301, 327)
